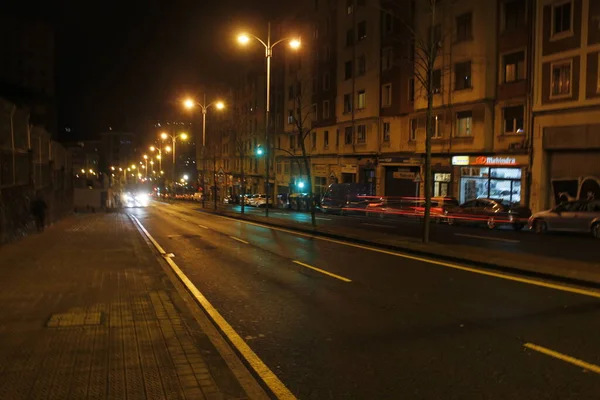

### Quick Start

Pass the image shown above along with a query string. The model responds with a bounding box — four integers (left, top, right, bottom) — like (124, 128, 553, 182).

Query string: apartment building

(531, 0, 600, 212)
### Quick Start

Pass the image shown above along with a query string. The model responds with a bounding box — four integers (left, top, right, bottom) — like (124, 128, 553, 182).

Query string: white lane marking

(293, 260, 352, 283)
(362, 223, 395, 228)
(130, 214, 296, 399)
(524, 343, 600, 374)
(315, 217, 332, 221)
(205, 213, 600, 299)
(198, 224, 209, 229)
(454, 233, 520, 243)
(229, 236, 250, 245)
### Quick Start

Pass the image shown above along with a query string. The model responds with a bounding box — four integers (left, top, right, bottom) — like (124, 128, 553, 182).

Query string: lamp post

(237, 25, 301, 217)
(149, 145, 163, 172)
(143, 155, 148, 179)
(160, 132, 187, 192)
(183, 96, 224, 208)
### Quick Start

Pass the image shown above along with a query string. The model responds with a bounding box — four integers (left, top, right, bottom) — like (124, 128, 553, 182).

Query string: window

(357, 21, 367, 41)
(409, 119, 417, 141)
(357, 90, 366, 109)
(323, 100, 330, 119)
(344, 126, 353, 144)
(289, 134, 295, 149)
(346, 29, 354, 46)
(503, 51, 525, 83)
(456, 12, 472, 42)
(297, 135, 302, 148)
(456, 111, 472, 136)
(312, 132, 317, 149)
(382, 83, 392, 107)
(503, 105, 524, 134)
(432, 69, 442, 93)
(345, 60, 353, 80)
(503, 0, 525, 30)
(336, 129, 340, 147)
(383, 122, 391, 142)
(552, 1, 572, 36)
(382, 47, 393, 70)
(383, 12, 393, 35)
(551, 60, 571, 97)
(357, 55, 366, 75)
(409, 78, 415, 101)
(311, 104, 317, 121)
(323, 73, 330, 90)
(455, 61, 472, 90)
(287, 110, 294, 124)
(344, 93, 353, 113)
(324, 130, 329, 148)
(431, 115, 442, 138)
(357, 125, 367, 143)
(347, 0, 353, 14)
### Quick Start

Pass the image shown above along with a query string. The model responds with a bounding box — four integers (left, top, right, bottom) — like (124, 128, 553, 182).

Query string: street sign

(329, 171, 336, 179)
(217, 167, 225, 175)
(413, 174, 422, 183)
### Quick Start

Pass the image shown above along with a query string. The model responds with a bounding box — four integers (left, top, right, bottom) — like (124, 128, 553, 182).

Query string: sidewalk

(0, 212, 266, 399)
(185, 204, 600, 287)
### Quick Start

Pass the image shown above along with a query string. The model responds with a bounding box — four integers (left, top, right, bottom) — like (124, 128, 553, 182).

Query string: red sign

(473, 156, 517, 166)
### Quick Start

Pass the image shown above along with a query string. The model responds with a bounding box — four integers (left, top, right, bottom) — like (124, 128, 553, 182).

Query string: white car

(123, 192, 149, 207)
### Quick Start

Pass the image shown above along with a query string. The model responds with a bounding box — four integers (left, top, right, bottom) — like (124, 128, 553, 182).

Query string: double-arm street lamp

(183, 96, 224, 208)
(237, 25, 301, 217)
(160, 132, 187, 189)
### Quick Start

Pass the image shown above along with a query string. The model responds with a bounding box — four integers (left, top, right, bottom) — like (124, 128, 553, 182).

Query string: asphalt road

(197, 203, 597, 264)
(131, 202, 600, 399)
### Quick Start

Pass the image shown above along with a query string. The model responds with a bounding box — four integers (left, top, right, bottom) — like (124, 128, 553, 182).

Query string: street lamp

(237, 25, 301, 216)
(160, 131, 187, 189)
(183, 96, 225, 208)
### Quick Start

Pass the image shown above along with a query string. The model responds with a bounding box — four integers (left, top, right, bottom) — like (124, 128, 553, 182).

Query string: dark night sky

(54, 0, 294, 139)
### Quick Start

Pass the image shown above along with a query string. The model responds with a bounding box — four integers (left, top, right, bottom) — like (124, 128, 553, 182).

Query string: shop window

(456, 111, 472, 137)
(383, 122, 391, 142)
(434, 173, 451, 197)
(455, 61, 472, 90)
(456, 12, 472, 42)
(357, 125, 367, 143)
(551, 60, 571, 97)
(459, 166, 522, 204)
(552, 1, 572, 37)
(382, 83, 392, 107)
(503, 105, 524, 134)
(503, 51, 525, 83)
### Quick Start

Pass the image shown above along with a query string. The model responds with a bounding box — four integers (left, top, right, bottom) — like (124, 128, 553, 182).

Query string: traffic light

(256, 145, 264, 156)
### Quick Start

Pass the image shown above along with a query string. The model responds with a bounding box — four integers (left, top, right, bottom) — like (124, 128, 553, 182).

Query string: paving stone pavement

(0, 212, 256, 399)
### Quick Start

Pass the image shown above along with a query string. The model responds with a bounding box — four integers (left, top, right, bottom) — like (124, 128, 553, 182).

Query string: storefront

(452, 155, 528, 205)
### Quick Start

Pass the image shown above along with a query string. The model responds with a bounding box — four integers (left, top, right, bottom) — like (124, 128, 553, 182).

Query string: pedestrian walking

(31, 195, 47, 233)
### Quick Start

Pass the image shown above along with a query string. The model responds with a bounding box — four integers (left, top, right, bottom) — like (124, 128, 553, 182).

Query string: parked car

(192, 192, 203, 202)
(321, 183, 371, 214)
(529, 200, 600, 238)
(447, 198, 531, 230)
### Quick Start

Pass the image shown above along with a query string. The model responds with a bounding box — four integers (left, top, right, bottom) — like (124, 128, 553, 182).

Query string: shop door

(385, 167, 420, 197)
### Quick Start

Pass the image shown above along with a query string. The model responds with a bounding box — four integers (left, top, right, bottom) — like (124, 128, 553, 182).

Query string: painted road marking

(293, 261, 352, 283)
(205, 213, 600, 299)
(229, 236, 250, 245)
(315, 217, 332, 221)
(524, 343, 600, 374)
(362, 223, 395, 228)
(454, 233, 520, 243)
(198, 224, 209, 229)
(180, 217, 188, 221)
(129, 214, 295, 400)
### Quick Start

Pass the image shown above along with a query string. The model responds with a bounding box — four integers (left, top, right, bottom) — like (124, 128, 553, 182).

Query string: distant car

(529, 200, 600, 238)
(123, 192, 149, 207)
(192, 192, 203, 202)
(447, 198, 531, 230)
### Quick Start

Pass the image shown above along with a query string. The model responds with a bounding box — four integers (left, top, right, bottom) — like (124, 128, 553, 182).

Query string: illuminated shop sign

(473, 156, 517, 166)
(451, 156, 469, 165)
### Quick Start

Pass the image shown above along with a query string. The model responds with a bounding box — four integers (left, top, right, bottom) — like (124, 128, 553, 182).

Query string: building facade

(531, 0, 600, 212)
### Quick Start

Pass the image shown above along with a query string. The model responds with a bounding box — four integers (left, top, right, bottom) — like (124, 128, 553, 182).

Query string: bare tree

(290, 86, 317, 227)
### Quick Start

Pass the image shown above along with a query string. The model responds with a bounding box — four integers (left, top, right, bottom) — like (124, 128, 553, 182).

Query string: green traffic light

(256, 146, 264, 155)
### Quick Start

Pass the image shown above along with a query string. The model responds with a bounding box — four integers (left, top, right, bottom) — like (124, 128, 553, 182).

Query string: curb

(193, 207, 600, 291)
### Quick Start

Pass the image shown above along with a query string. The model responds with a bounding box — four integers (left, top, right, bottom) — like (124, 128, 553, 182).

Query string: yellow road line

(229, 236, 249, 245)
(131, 214, 296, 399)
(293, 261, 352, 283)
(206, 213, 600, 299)
(524, 343, 600, 374)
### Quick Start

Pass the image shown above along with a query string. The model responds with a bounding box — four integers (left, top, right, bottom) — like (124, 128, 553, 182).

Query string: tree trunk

(240, 154, 245, 215)
(299, 133, 316, 227)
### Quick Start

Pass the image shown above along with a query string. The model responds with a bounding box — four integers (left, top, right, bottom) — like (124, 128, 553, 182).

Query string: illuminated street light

(237, 25, 300, 215)
(183, 174, 189, 181)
